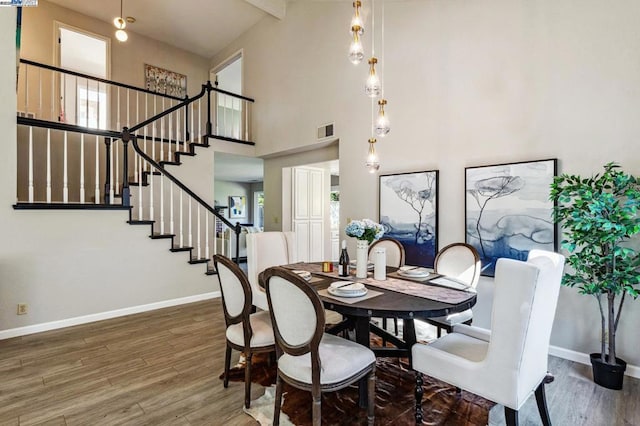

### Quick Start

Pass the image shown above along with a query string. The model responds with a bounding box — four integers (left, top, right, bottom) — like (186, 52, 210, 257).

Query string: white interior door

(292, 166, 325, 262)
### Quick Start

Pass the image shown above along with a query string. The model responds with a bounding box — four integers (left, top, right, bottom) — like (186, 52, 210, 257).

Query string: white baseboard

(0, 292, 220, 341)
(549, 344, 640, 379)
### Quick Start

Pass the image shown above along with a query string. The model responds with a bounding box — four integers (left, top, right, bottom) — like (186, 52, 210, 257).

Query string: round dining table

(259, 264, 477, 407)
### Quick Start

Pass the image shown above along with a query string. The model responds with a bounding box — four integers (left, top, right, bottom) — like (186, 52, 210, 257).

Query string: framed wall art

(465, 158, 557, 277)
(144, 64, 187, 98)
(379, 170, 439, 268)
(229, 195, 246, 219)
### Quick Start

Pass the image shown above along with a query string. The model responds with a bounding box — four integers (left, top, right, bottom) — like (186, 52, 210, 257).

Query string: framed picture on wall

(144, 64, 187, 98)
(229, 195, 246, 219)
(379, 170, 439, 268)
(465, 158, 558, 277)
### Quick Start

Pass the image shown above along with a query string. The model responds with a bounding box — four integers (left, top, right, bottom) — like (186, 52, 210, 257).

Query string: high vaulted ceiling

(47, 0, 286, 58)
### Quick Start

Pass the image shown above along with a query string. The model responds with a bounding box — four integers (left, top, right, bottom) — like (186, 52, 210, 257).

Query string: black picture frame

(379, 170, 439, 268)
(465, 158, 558, 277)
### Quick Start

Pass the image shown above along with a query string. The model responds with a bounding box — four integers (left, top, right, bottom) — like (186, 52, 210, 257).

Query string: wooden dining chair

(413, 250, 565, 425)
(213, 254, 276, 409)
(426, 242, 481, 337)
(264, 267, 376, 426)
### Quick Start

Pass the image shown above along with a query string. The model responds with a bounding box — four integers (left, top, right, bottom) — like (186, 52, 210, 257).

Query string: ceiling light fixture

(349, 25, 364, 64)
(374, 2, 390, 136)
(350, 1, 364, 34)
(365, 137, 380, 173)
(365, 57, 381, 97)
(114, 0, 128, 42)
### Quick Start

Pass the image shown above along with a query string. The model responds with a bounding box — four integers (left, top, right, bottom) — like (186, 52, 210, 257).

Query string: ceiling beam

(244, 0, 286, 20)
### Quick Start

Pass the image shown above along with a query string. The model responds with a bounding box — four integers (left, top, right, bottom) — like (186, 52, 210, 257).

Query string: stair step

(143, 171, 162, 176)
(128, 220, 154, 225)
(175, 151, 196, 158)
(205, 268, 218, 276)
(150, 233, 175, 239)
(188, 258, 209, 265)
(190, 142, 209, 148)
(159, 160, 181, 167)
(170, 246, 193, 252)
(129, 182, 149, 187)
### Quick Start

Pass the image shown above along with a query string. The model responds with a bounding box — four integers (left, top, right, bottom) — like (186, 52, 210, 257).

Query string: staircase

(14, 59, 256, 274)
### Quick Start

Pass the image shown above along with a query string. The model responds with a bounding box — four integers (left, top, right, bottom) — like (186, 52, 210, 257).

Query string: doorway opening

(211, 51, 243, 139)
(56, 23, 110, 129)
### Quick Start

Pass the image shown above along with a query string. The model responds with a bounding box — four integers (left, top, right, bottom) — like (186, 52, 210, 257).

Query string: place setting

(390, 265, 434, 282)
(319, 280, 383, 304)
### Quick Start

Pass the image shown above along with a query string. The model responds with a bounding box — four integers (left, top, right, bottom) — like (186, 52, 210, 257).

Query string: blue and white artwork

(379, 171, 439, 268)
(465, 159, 557, 277)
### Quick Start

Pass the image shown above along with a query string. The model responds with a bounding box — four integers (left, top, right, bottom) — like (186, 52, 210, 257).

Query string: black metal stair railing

(15, 60, 257, 265)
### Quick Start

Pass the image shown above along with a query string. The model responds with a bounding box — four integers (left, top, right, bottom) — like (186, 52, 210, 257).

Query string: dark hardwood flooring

(0, 299, 637, 425)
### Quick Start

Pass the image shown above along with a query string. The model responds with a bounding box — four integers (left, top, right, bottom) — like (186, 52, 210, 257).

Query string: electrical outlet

(17, 304, 28, 315)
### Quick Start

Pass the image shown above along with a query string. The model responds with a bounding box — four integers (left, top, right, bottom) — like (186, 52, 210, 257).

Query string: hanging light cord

(371, 0, 375, 57)
(381, 1, 385, 98)
(120, 0, 123, 21)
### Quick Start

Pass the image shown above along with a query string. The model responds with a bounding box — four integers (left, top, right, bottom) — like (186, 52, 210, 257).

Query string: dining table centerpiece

(345, 218, 385, 278)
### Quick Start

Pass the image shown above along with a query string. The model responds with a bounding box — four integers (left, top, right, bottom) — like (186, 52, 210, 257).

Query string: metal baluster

(160, 97, 165, 162)
(198, 98, 202, 143)
(188, 197, 193, 249)
(149, 156, 154, 221)
(190, 102, 194, 144)
(176, 102, 181, 152)
(160, 174, 165, 234)
(109, 138, 114, 204)
(126, 89, 130, 128)
(144, 93, 148, 172)
(169, 181, 174, 235)
(28, 126, 33, 203)
(47, 129, 51, 203)
(205, 212, 209, 260)
(63, 131, 68, 203)
(168, 101, 173, 160)
(116, 87, 121, 131)
(80, 134, 85, 203)
(152, 97, 157, 163)
(197, 205, 201, 259)
(51, 71, 54, 122)
(179, 188, 184, 247)
(134, 92, 138, 183)
(115, 139, 119, 196)
(138, 152, 143, 220)
(183, 103, 188, 150)
(94, 135, 100, 204)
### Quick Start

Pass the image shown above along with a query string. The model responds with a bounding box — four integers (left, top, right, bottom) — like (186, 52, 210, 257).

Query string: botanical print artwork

(144, 64, 187, 98)
(465, 159, 557, 277)
(379, 171, 439, 268)
(229, 195, 246, 219)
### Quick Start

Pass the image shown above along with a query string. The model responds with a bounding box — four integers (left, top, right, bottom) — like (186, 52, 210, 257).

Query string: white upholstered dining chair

(368, 237, 405, 268)
(412, 250, 565, 425)
(426, 242, 481, 337)
(264, 267, 376, 426)
(246, 231, 296, 311)
(213, 254, 275, 409)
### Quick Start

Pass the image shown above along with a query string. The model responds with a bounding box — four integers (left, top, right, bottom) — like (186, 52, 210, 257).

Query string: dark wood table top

(260, 265, 477, 320)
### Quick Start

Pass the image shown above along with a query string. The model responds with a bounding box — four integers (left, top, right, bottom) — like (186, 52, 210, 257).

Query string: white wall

(214, 180, 252, 223)
(1, 9, 219, 336)
(212, 0, 640, 367)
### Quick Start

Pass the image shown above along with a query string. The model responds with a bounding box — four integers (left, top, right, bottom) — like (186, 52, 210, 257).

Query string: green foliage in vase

(550, 162, 640, 365)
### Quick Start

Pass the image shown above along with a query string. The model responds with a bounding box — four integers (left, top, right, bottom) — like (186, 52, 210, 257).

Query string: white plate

(328, 286, 368, 298)
(329, 281, 365, 292)
(292, 270, 312, 281)
(398, 268, 430, 278)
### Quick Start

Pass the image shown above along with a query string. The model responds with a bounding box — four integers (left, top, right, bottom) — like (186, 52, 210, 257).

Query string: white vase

(356, 239, 369, 279)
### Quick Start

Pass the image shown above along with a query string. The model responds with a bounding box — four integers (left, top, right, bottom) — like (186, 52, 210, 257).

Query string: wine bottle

(338, 240, 350, 277)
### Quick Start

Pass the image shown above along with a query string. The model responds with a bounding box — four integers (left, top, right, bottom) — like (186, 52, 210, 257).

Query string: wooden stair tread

(150, 233, 175, 239)
(128, 220, 154, 225)
(188, 258, 209, 265)
(170, 246, 193, 252)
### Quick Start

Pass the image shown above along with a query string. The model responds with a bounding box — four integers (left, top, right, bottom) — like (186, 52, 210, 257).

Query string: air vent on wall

(317, 122, 334, 140)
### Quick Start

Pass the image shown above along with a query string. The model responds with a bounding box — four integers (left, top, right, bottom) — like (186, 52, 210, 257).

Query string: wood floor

(0, 299, 637, 425)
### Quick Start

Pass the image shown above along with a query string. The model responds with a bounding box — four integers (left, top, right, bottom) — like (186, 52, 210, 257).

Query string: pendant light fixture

(114, 0, 128, 42)
(365, 57, 381, 97)
(351, 1, 364, 33)
(374, 2, 390, 136)
(349, 26, 364, 64)
(365, 138, 380, 173)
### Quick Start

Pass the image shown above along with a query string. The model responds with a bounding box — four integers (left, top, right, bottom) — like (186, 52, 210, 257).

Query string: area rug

(220, 353, 495, 425)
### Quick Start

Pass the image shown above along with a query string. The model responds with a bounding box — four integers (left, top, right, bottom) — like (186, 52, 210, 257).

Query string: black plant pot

(590, 353, 627, 390)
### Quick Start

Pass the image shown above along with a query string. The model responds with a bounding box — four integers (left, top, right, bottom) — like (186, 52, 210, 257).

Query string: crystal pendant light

(350, 1, 364, 34)
(349, 26, 364, 64)
(115, 29, 128, 42)
(365, 138, 380, 173)
(365, 57, 381, 97)
(374, 99, 390, 137)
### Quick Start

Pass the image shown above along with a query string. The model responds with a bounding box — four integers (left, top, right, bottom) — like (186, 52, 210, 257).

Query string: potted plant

(550, 162, 640, 390)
